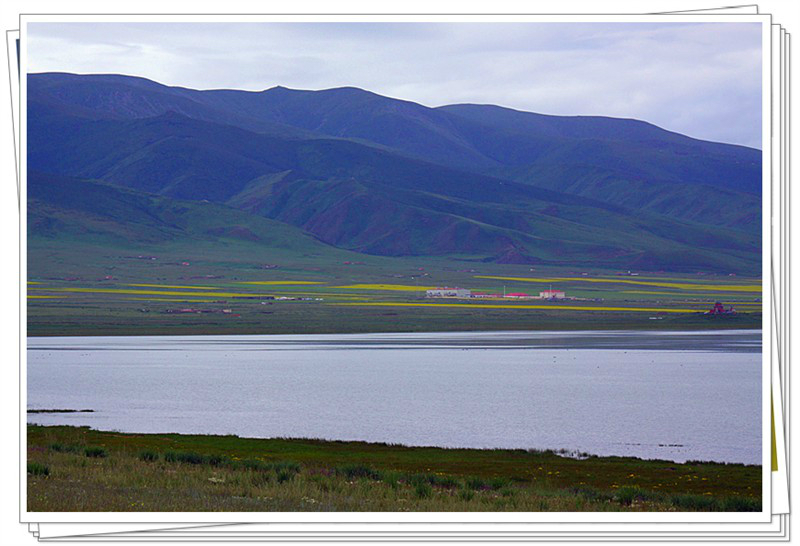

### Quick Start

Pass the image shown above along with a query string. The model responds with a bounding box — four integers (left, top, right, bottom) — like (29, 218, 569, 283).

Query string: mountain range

(27, 72, 763, 273)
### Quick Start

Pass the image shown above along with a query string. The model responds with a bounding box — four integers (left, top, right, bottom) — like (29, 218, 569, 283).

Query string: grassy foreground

(27, 426, 761, 512)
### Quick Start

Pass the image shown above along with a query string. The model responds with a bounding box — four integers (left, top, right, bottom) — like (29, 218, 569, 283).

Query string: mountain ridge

(26, 72, 763, 274)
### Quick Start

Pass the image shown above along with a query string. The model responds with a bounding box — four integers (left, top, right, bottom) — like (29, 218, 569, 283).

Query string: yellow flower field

(237, 281, 326, 285)
(126, 297, 219, 302)
(621, 290, 762, 298)
(264, 292, 370, 299)
(332, 284, 436, 291)
(27, 286, 374, 301)
(28, 287, 275, 299)
(123, 283, 218, 290)
(475, 276, 762, 293)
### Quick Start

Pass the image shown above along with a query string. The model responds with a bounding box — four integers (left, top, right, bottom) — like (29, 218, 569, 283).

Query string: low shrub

(336, 464, 383, 481)
(489, 477, 511, 491)
(206, 454, 227, 467)
(239, 459, 268, 471)
(276, 470, 295, 484)
(250, 472, 271, 487)
(433, 476, 460, 489)
(615, 486, 659, 506)
(466, 477, 488, 491)
(414, 482, 432, 499)
(162, 450, 229, 466)
(458, 488, 475, 502)
(667, 492, 760, 511)
(84, 447, 107, 458)
(27, 462, 49, 476)
(138, 450, 159, 462)
(175, 451, 204, 465)
(49, 443, 81, 454)
(570, 486, 614, 503)
(669, 493, 718, 511)
(273, 461, 301, 475)
(720, 496, 762, 512)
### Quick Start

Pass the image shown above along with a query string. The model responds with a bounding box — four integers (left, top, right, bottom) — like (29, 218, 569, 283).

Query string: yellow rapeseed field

(126, 297, 219, 302)
(622, 290, 709, 296)
(260, 291, 370, 299)
(123, 284, 218, 290)
(621, 290, 761, 297)
(332, 284, 436, 291)
(28, 287, 275, 299)
(475, 276, 762, 293)
(237, 281, 326, 285)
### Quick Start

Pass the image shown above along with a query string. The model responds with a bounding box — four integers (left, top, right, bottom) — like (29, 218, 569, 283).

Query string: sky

(27, 21, 763, 148)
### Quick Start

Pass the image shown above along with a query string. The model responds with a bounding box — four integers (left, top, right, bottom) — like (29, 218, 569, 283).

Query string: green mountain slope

(26, 73, 764, 274)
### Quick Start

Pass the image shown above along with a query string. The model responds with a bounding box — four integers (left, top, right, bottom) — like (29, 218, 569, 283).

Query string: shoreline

(25, 422, 761, 467)
(26, 425, 762, 512)
(26, 319, 762, 338)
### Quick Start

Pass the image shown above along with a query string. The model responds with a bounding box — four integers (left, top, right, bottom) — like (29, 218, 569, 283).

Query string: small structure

(506, 292, 533, 299)
(539, 289, 566, 300)
(426, 287, 471, 298)
(706, 302, 737, 315)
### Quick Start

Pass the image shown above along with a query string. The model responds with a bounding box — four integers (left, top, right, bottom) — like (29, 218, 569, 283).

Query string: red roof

(506, 292, 530, 297)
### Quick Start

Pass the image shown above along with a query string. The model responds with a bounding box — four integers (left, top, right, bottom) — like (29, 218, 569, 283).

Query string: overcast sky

(27, 22, 763, 148)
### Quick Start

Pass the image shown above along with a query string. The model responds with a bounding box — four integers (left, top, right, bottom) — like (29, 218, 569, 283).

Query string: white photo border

(19, 12, 774, 524)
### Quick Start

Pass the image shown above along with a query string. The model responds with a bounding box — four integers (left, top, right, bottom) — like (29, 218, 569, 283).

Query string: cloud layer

(27, 21, 763, 148)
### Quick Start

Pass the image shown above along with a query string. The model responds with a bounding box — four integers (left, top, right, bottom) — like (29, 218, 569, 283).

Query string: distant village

(426, 287, 575, 300)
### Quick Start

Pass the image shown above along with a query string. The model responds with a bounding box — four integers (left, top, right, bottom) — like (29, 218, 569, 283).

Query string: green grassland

(27, 239, 762, 336)
(27, 425, 761, 512)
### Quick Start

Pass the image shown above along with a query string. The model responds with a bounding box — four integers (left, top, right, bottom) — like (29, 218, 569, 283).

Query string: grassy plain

(27, 426, 761, 512)
(27, 241, 761, 336)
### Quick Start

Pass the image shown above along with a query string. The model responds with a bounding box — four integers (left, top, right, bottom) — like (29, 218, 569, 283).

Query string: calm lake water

(27, 330, 762, 464)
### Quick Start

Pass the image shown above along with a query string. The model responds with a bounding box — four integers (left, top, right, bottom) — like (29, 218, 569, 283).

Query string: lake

(27, 329, 762, 464)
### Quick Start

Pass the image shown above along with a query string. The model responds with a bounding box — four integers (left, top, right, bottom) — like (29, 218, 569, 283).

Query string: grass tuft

(49, 443, 81, 454)
(273, 461, 301, 475)
(138, 450, 159, 462)
(720, 496, 761, 512)
(489, 477, 511, 490)
(466, 477, 488, 491)
(163, 450, 228, 466)
(84, 447, 107, 458)
(335, 464, 383, 481)
(250, 472, 271, 487)
(276, 470, 295, 484)
(570, 486, 613, 503)
(414, 482, 433, 499)
(615, 486, 663, 506)
(27, 462, 49, 477)
(458, 488, 475, 502)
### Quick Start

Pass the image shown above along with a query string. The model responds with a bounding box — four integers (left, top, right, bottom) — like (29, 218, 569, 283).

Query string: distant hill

(26, 72, 763, 273)
(27, 170, 352, 255)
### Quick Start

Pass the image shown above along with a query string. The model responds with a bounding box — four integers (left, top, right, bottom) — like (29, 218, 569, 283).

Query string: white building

(539, 289, 566, 300)
(426, 287, 472, 298)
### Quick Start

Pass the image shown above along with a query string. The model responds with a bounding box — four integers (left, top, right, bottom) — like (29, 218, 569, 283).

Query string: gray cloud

(27, 21, 763, 148)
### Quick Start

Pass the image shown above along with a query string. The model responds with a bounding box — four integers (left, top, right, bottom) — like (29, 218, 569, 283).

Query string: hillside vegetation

(28, 72, 762, 274)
